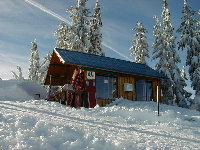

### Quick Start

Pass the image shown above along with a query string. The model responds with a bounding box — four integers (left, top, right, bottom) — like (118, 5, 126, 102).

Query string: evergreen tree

(152, 16, 174, 104)
(177, 0, 196, 53)
(55, 22, 71, 50)
(192, 67, 200, 92)
(177, 0, 196, 64)
(67, 0, 91, 52)
(38, 52, 52, 84)
(11, 66, 24, 80)
(197, 10, 200, 33)
(177, 0, 200, 94)
(153, 0, 189, 105)
(163, 0, 190, 105)
(88, 0, 104, 56)
(130, 22, 149, 65)
(17, 66, 24, 80)
(28, 40, 40, 82)
(192, 10, 200, 92)
(11, 71, 18, 80)
(192, 9, 200, 93)
(180, 65, 188, 80)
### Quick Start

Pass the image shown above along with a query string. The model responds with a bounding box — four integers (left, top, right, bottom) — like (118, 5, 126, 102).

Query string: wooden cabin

(44, 48, 166, 107)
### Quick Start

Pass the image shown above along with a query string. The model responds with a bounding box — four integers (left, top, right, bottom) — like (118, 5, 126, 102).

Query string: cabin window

(136, 80, 152, 101)
(96, 75, 117, 99)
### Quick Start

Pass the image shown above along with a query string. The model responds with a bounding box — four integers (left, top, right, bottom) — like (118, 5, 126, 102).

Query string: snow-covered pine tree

(11, 66, 24, 80)
(28, 40, 40, 82)
(177, 0, 196, 67)
(192, 67, 200, 92)
(177, 0, 197, 53)
(55, 22, 71, 50)
(191, 10, 200, 108)
(17, 66, 24, 80)
(191, 9, 200, 93)
(177, 0, 200, 96)
(162, 0, 190, 106)
(38, 52, 52, 84)
(153, 0, 189, 106)
(181, 65, 188, 80)
(197, 9, 200, 33)
(152, 16, 174, 104)
(130, 22, 149, 65)
(192, 10, 200, 92)
(172, 65, 192, 107)
(67, 0, 91, 53)
(11, 71, 18, 80)
(88, 0, 105, 56)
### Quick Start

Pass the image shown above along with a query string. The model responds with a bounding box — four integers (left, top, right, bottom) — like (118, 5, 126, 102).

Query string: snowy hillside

(0, 98, 200, 150)
(0, 80, 47, 101)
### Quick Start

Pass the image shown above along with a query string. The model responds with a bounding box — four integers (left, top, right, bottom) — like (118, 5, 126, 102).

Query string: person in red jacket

(85, 80, 96, 108)
(71, 69, 85, 108)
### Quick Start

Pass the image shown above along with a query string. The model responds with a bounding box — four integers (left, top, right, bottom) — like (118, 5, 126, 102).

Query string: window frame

(95, 75, 117, 100)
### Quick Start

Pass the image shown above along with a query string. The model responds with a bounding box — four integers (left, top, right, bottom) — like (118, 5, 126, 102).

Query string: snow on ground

(0, 98, 200, 150)
(0, 80, 47, 101)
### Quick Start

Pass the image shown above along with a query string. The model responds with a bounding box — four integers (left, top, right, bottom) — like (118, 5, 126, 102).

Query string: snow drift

(0, 98, 200, 150)
(0, 80, 47, 101)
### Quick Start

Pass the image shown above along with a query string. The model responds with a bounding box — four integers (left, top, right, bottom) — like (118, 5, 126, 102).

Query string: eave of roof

(53, 48, 167, 79)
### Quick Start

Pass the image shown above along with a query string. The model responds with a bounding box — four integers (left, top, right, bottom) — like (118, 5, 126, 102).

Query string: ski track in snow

(0, 100, 200, 150)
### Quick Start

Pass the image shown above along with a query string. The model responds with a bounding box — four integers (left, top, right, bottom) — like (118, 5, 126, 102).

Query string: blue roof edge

(54, 48, 168, 79)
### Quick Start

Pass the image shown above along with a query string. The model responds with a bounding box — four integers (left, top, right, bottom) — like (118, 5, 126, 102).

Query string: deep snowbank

(0, 80, 47, 101)
(0, 99, 200, 150)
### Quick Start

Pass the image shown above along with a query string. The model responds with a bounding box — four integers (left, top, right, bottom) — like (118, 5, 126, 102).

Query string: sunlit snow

(0, 80, 200, 149)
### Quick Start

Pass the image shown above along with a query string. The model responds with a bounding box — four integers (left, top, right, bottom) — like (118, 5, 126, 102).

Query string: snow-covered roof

(54, 48, 167, 79)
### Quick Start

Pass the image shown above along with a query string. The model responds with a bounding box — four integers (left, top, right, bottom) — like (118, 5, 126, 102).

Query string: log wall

(96, 99, 114, 107)
(117, 76, 136, 101)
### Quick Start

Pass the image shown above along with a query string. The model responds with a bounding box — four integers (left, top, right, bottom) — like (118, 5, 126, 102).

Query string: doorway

(136, 80, 152, 101)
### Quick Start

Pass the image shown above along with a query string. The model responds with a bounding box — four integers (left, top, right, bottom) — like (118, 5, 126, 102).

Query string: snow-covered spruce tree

(88, 0, 105, 56)
(181, 65, 188, 80)
(11, 66, 24, 80)
(152, 16, 174, 104)
(177, 0, 196, 53)
(191, 9, 200, 94)
(67, 0, 91, 53)
(177, 0, 200, 95)
(197, 10, 200, 33)
(17, 66, 24, 80)
(191, 55, 200, 93)
(192, 10, 200, 92)
(192, 67, 200, 92)
(162, 0, 190, 106)
(38, 52, 51, 84)
(130, 22, 149, 65)
(55, 22, 71, 50)
(28, 40, 40, 82)
(153, 0, 189, 106)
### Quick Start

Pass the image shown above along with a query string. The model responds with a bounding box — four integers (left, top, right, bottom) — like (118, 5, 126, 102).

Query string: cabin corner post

(152, 80, 161, 102)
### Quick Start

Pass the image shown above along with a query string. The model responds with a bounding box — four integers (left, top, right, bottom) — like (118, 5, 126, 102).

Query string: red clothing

(86, 80, 96, 108)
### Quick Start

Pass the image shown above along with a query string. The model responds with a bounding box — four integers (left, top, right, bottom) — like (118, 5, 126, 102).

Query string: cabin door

(136, 80, 152, 101)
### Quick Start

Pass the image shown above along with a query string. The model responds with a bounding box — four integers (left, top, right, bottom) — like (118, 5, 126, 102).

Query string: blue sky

(0, 0, 199, 95)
